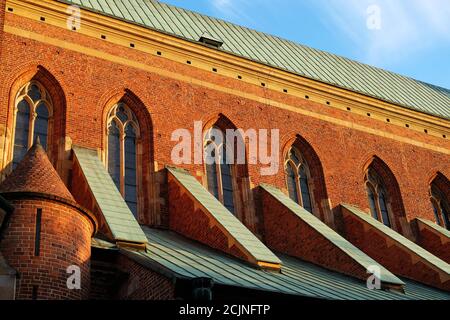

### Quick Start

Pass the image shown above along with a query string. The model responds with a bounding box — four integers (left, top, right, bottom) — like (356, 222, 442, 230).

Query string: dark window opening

(285, 147, 314, 214)
(32, 286, 38, 300)
(204, 127, 236, 215)
(35, 209, 42, 257)
(365, 169, 392, 228)
(107, 103, 140, 218)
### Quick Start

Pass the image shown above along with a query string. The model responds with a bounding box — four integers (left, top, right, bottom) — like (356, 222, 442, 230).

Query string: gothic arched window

(204, 126, 235, 214)
(12, 81, 52, 168)
(430, 184, 450, 230)
(284, 147, 313, 213)
(106, 103, 140, 217)
(365, 168, 392, 227)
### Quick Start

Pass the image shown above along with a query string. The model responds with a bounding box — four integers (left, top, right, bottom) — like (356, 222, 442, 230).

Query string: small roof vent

(199, 32, 223, 48)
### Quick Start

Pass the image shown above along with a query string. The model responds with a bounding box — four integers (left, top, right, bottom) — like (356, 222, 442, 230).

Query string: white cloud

(310, 0, 450, 67)
(206, 0, 449, 70)
(210, 0, 255, 24)
(412, 0, 450, 36)
(212, 0, 232, 9)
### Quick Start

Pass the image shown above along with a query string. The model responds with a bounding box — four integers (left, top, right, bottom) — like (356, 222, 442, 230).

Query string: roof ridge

(152, 0, 450, 92)
(57, 0, 450, 119)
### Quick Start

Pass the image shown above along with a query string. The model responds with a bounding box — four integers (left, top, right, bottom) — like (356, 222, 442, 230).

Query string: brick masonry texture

(116, 254, 175, 300)
(261, 189, 368, 281)
(413, 222, 450, 263)
(168, 177, 249, 262)
(0, 13, 447, 232)
(0, 8, 448, 298)
(0, 0, 4, 58)
(343, 213, 450, 291)
(0, 198, 94, 299)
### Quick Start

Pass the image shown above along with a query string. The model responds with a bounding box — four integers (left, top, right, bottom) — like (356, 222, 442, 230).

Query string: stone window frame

(105, 102, 141, 218)
(364, 168, 394, 228)
(203, 125, 236, 214)
(430, 185, 450, 230)
(284, 146, 315, 213)
(10, 80, 54, 166)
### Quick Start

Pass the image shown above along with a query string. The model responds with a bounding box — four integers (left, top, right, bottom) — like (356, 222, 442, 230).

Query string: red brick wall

(0, 198, 93, 299)
(0, 13, 449, 232)
(168, 177, 249, 262)
(0, 0, 4, 56)
(261, 190, 368, 281)
(413, 222, 450, 263)
(116, 254, 175, 300)
(342, 213, 450, 291)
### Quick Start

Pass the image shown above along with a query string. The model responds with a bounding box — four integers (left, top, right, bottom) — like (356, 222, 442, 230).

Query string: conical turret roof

(0, 141, 75, 202)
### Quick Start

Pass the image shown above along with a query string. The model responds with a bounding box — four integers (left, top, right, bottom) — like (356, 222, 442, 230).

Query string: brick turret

(0, 141, 97, 300)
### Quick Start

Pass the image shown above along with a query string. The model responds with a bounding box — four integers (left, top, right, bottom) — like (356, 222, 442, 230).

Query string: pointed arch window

(106, 103, 140, 217)
(365, 168, 392, 227)
(204, 126, 235, 214)
(284, 147, 313, 213)
(430, 185, 450, 230)
(12, 81, 52, 168)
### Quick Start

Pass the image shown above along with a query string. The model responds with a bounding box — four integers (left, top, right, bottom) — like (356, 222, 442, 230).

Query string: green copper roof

(72, 146, 148, 245)
(121, 227, 450, 300)
(342, 204, 450, 275)
(260, 184, 403, 285)
(58, 0, 450, 119)
(416, 218, 450, 239)
(167, 167, 281, 266)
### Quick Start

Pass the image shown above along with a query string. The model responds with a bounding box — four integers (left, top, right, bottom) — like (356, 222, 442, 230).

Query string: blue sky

(161, 0, 450, 89)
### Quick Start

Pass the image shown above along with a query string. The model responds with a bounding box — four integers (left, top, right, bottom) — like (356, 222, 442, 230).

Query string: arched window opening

(34, 103, 49, 150)
(106, 103, 140, 218)
(365, 168, 392, 227)
(124, 124, 138, 216)
(108, 120, 121, 190)
(12, 81, 52, 168)
(204, 126, 236, 214)
(378, 191, 391, 228)
(367, 184, 378, 220)
(284, 147, 314, 213)
(430, 184, 450, 230)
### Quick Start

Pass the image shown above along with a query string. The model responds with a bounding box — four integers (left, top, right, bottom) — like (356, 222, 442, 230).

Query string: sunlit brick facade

(0, 0, 448, 300)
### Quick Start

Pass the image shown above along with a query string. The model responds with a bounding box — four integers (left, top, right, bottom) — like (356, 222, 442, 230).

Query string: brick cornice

(5, 0, 450, 141)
